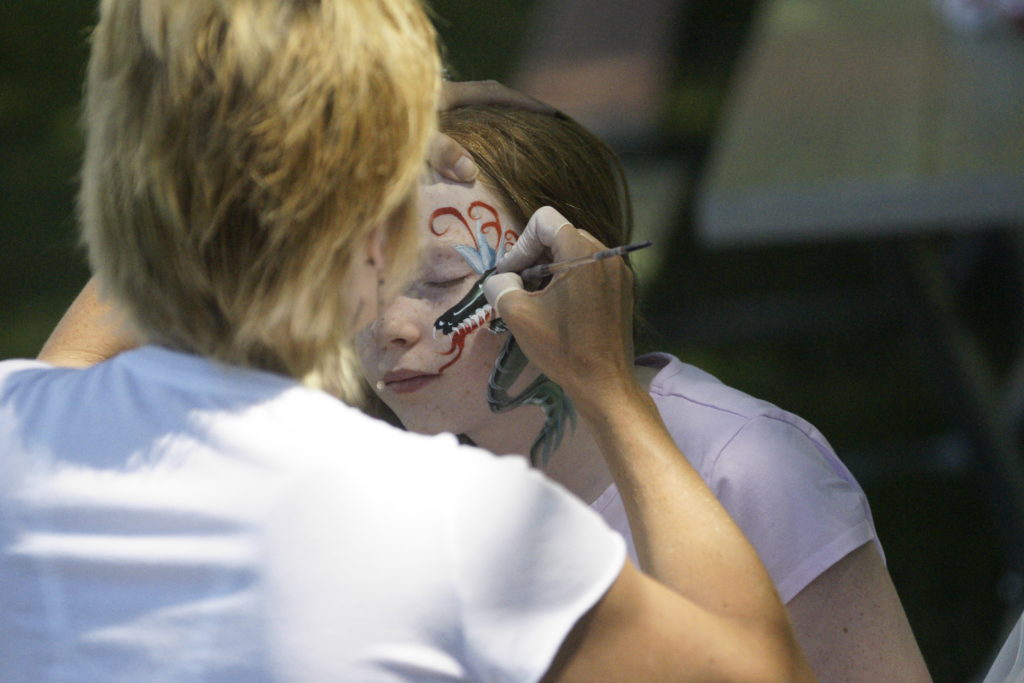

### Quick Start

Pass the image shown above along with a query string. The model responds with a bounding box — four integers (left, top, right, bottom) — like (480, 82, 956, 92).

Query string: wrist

(572, 372, 653, 428)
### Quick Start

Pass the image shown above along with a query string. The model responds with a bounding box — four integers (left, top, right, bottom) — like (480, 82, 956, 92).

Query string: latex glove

(429, 80, 555, 183)
(492, 206, 572, 275)
(484, 207, 635, 400)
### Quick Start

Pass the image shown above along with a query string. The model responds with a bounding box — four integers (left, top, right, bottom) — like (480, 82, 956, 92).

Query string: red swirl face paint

(428, 201, 517, 374)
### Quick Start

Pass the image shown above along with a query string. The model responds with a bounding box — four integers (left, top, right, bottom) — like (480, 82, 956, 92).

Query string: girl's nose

(374, 297, 425, 348)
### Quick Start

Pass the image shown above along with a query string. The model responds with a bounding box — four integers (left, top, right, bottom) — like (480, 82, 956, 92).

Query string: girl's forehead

(419, 179, 487, 207)
(417, 181, 521, 245)
(418, 181, 512, 221)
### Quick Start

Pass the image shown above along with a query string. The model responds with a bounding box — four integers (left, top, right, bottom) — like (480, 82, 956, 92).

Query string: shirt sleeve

(0, 359, 49, 388)
(983, 609, 1024, 683)
(709, 415, 880, 603)
(449, 453, 626, 683)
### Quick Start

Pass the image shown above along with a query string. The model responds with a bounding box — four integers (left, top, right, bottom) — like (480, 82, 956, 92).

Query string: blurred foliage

(428, 1, 537, 81)
(0, 1, 95, 358)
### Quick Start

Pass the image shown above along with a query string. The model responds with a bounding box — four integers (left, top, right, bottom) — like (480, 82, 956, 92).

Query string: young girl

(356, 104, 932, 681)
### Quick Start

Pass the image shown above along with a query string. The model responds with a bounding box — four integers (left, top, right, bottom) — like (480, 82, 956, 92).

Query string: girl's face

(356, 179, 525, 436)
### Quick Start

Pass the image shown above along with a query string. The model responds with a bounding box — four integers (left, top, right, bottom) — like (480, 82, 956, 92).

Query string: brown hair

(79, 0, 441, 385)
(440, 105, 633, 250)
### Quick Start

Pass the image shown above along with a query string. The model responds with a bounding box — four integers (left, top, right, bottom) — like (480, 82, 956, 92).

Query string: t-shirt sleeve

(0, 359, 49, 387)
(709, 415, 879, 603)
(450, 453, 626, 683)
(983, 609, 1024, 683)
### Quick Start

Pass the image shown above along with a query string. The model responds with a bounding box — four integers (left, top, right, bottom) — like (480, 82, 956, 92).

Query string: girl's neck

(466, 363, 662, 505)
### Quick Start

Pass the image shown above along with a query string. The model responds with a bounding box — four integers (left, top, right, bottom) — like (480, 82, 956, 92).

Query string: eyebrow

(420, 244, 465, 264)
(412, 248, 474, 280)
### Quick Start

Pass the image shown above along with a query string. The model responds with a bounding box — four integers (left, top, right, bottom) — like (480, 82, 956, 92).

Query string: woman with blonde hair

(357, 103, 933, 682)
(2, 0, 814, 680)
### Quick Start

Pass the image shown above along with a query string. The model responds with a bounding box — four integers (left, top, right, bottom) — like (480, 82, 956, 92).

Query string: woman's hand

(483, 207, 635, 407)
(430, 80, 554, 183)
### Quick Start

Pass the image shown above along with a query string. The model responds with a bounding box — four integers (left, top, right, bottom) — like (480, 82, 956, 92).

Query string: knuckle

(496, 291, 525, 320)
(537, 205, 565, 223)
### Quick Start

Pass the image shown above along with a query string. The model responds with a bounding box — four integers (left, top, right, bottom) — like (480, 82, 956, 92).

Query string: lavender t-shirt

(591, 352, 882, 603)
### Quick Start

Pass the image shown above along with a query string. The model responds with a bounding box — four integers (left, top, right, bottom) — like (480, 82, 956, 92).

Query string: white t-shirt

(0, 347, 624, 682)
(590, 352, 881, 603)
(985, 611, 1024, 683)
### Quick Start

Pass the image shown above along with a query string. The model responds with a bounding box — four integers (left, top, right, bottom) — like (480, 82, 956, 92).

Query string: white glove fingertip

(497, 207, 572, 273)
(533, 206, 573, 244)
(484, 272, 524, 317)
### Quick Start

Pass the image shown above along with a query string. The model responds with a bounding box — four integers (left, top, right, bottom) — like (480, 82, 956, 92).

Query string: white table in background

(696, 0, 1024, 664)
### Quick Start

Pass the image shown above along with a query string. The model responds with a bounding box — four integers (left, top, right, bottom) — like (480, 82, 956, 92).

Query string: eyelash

(424, 274, 470, 290)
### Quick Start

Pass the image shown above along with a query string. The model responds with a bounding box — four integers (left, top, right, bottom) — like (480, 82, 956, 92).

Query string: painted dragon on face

(430, 201, 576, 467)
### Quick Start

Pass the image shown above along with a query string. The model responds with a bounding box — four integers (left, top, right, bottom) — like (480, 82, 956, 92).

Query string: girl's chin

(390, 412, 464, 437)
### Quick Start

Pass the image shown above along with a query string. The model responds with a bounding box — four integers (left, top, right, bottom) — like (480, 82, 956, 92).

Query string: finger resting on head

(427, 133, 476, 182)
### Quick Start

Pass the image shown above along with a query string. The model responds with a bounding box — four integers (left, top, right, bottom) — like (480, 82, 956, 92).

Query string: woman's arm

(704, 413, 931, 680)
(37, 277, 140, 367)
(544, 382, 812, 681)
(787, 542, 932, 681)
(488, 207, 813, 681)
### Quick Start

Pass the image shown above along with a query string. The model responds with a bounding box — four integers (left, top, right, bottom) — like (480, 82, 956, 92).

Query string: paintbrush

(518, 240, 653, 281)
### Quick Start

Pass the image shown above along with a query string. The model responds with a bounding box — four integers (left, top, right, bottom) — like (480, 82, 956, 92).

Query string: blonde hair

(79, 0, 441, 383)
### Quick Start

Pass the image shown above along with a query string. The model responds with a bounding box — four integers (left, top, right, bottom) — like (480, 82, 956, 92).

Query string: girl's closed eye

(424, 273, 471, 290)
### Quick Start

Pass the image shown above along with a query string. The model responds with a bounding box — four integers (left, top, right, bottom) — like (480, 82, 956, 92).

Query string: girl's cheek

(354, 327, 375, 361)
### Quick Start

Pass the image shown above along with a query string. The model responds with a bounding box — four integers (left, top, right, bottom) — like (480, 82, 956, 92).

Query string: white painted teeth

(450, 305, 494, 337)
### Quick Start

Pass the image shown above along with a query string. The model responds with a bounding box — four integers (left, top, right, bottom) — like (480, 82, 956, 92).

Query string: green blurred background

(2, 2, 1020, 680)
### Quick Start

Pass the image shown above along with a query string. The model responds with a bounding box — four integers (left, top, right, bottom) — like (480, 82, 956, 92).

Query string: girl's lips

(384, 373, 439, 394)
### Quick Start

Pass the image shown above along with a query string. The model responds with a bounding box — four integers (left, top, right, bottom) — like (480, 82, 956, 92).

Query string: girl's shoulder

(638, 351, 837, 475)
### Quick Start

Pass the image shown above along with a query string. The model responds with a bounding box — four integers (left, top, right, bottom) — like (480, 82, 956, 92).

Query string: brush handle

(519, 240, 652, 281)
